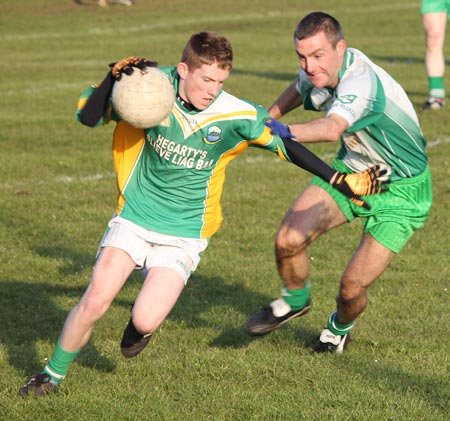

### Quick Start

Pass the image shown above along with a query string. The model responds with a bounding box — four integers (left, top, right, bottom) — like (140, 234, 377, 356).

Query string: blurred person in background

(421, 0, 449, 109)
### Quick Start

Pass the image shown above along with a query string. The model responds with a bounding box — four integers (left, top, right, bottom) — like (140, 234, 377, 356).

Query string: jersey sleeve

(75, 83, 117, 127)
(245, 103, 292, 161)
(327, 60, 386, 131)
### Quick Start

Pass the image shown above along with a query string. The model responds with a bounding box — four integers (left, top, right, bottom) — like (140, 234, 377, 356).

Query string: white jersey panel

(295, 48, 427, 180)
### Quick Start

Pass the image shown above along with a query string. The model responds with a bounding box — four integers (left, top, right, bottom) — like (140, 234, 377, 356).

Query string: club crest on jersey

(336, 94, 357, 104)
(203, 125, 222, 144)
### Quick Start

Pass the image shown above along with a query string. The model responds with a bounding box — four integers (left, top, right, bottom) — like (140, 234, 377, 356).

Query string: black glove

(331, 165, 388, 210)
(109, 56, 158, 80)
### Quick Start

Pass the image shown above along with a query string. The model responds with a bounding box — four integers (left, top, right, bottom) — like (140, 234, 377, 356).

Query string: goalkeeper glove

(109, 56, 158, 80)
(330, 165, 388, 210)
(265, 119, 294, 139)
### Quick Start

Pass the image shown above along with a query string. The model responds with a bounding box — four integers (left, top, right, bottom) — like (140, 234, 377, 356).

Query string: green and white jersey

(77, 67, 292, 239)
(296, 48, 428, 181)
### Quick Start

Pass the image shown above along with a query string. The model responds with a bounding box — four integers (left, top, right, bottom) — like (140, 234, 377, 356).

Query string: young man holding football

(245, 12, 433, 353)
(19, 31, 385, 397)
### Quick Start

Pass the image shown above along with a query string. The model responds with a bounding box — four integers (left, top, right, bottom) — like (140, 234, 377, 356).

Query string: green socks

(43, 339, 80, 384)
(429, 76, 445, 99)
(327, 311, 354, 336)
(282, 280, 311, 311)
(281, 284, 354, 336)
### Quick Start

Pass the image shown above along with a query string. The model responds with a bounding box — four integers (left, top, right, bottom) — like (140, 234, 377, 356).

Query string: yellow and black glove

(278, 136, 388, 210)
(109, 56, 158, 80)
(330, 165, 388, 209)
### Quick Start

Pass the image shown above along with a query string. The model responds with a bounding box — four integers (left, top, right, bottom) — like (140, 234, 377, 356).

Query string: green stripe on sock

(327, 311, 354, 336)
(282, 280, 311, 311)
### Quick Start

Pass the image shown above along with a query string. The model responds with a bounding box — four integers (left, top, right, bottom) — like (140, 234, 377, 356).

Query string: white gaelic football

(111, 66, 175, 129)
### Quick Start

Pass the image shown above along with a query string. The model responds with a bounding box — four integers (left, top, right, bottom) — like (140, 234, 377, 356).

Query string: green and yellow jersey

(77, 66, 291, 239)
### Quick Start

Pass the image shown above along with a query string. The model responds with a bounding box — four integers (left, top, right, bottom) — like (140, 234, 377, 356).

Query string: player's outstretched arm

(280, 136, 387, 210)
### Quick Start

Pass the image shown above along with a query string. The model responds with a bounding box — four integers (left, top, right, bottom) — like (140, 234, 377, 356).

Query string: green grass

(1, 0, 449, 419)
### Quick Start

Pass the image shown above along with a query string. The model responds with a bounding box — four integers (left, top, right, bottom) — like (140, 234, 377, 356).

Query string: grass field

(1, 0, 449, 419)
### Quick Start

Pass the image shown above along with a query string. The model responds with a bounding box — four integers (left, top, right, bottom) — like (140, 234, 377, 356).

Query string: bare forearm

(287, 114, 348, 143)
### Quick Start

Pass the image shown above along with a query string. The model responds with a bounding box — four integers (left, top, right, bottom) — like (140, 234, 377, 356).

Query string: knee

(338, 279, 366, 304)
(426, 31, 444, 49)
(78, 293, 111, 322)
(131, 311, 159, 335)
(275, 227, 308, 260)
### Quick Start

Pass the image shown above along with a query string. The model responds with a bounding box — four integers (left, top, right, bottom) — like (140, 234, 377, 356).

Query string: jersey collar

(338, 48, 354, 82)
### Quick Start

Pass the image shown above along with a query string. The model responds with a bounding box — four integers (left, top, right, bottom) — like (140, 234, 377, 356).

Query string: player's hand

(331, 165, 388, 210)
(109, 56, 158, 80)
(265, 119, 294, 139)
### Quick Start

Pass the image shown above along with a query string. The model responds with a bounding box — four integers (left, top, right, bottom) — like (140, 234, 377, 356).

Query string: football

(111, 66, 175, 129)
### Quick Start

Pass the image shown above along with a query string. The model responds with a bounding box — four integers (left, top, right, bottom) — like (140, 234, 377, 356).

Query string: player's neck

(176, 91, 198, 111)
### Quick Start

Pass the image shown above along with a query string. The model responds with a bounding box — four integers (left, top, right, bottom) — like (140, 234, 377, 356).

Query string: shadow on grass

(4, 272, 448, 413)
(331, 352, 450, 415)
(208, 324, 316, 350)
(161, 273, 318, 350)
(33, 244, 97, 278)
(1, 280, 116, 375)
(176, 273, 450, 413)
(2, 269, 283, 375)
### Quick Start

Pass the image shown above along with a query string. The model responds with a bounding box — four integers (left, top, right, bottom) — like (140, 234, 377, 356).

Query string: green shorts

(421, 0, 450, 15)
(311, 161, 433, 253)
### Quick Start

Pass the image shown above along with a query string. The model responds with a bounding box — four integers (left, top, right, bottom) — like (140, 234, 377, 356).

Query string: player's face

(177, 62, 230, 110)
(295, 31, 346, 89)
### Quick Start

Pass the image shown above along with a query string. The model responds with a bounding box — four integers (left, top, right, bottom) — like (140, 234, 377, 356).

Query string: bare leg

(59, 247, 136, 352)
(245, 185, 348, 335)
(336, 233, 395, 324)
(131, 266, 185, 335)
(119, 265, 186, 358)
(423, 12, 447, 78)
(275, 185, 348, 289)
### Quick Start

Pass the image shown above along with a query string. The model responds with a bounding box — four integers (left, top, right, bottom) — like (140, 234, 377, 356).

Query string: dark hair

(181, 31, 233, 71)
(294, 12, 344, 47)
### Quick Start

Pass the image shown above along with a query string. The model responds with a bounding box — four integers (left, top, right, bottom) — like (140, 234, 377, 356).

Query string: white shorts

(98, 216, 208, 283)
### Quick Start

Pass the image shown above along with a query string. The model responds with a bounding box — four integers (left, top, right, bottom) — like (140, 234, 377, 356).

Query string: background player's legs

(422, 11, 447, 108)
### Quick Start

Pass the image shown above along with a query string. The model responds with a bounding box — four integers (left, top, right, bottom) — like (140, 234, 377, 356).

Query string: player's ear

(177, 62, 189, 80)
(336, 39, 347, 57)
